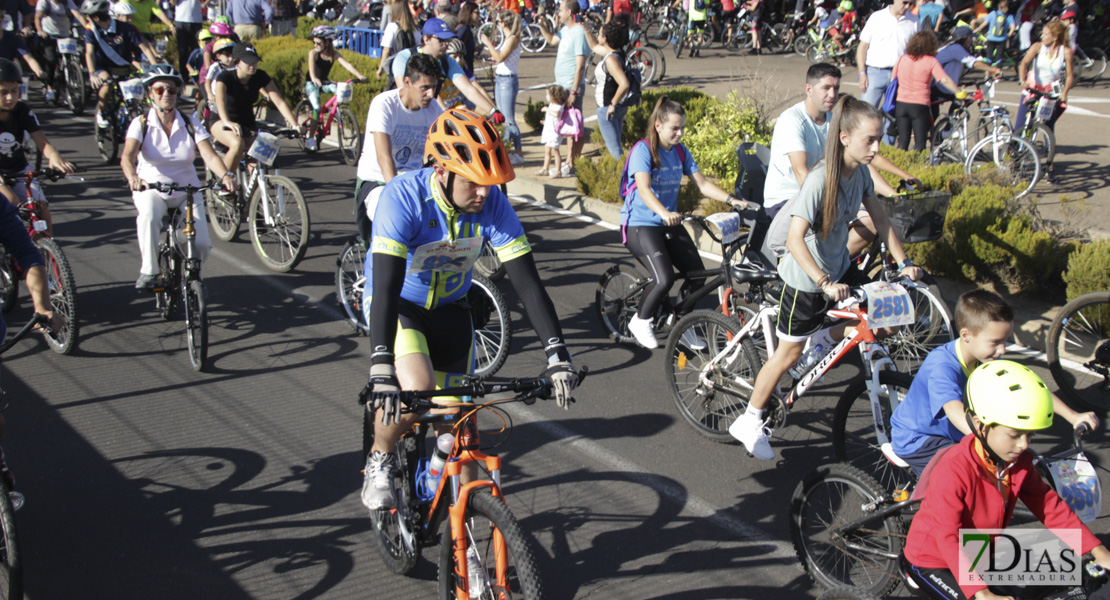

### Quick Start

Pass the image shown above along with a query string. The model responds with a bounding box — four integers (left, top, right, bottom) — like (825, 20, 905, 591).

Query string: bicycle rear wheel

(520, 23, 546, 52)
(95, 117, 117, 164)
(469, 274, 512, 379)
(831, 371, 916, 493)
(184, 278, 208, 372)
(627, 46, 658, 87)
(205, 176, 242, 242)
(369, 434, 421, 575)
(248, 175, 310, 272)
(665, 310, 762, 443)
(927, 116, 963, 165)
(790, 463, 903, 597)
(0, 476, 22, 600)
(1025, 122, 1056, 166)
(816, 586, 883, 600)
(1046, 292, 1110, 412)
(337, 106, 362, 166)
(595, 264, 647, 345)
(155, 246, 177, 321)
(64, 59, 86, 115)
(37, 238, 78, 355)
(438, 488, 545, 600)
(335, 239, 369, 335)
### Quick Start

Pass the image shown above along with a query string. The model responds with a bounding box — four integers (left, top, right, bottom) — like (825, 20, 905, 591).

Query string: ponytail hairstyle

(820, 94, 882, 239)
(498, 9, 522, 37)
(645, 95, 686, 170)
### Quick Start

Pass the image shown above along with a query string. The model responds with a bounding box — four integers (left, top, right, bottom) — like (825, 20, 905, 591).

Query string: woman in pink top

(893, 30, 960, 151)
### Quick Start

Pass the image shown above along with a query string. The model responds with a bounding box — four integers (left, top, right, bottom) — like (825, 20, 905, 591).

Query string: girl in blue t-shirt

(621, 95, 746, 349)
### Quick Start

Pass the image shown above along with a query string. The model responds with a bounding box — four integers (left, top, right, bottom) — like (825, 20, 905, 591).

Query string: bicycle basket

(336, 81, 354, 103)
(878, 190, 952, 244)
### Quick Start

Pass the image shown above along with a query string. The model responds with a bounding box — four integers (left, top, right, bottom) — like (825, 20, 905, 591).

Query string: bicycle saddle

(730, 252, 779, 284)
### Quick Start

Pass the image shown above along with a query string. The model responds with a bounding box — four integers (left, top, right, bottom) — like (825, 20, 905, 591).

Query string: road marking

(508, 402, 797, 555)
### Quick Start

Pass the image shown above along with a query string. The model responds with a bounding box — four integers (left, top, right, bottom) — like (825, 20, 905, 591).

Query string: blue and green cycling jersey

(365, 167, 531, 309)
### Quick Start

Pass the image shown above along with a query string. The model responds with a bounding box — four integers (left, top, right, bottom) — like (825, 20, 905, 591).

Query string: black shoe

(1045, 171, 1059, 185)
(748, 48, 758, 55)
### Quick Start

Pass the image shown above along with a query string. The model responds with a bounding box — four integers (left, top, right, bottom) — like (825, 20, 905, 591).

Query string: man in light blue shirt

(390, 18, 502, 118)
(539, 0, 591, 175)
(225, 0, 271, 42)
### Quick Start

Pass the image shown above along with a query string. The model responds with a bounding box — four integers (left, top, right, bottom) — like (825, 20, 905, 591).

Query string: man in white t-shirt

(765, 63, 919, 254)
(857, 0, 918, 141)
(354, 52, 444, 239)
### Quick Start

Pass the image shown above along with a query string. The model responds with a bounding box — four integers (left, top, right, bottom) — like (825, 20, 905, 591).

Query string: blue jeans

(596, 104, 628, 158)
(494, 74, 522, 154)
(862, 66, 896, 144)
(304, 81, 337, 113)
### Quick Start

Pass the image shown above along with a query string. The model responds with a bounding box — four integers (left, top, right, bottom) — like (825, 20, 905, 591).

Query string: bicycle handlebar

(0, 313, 52, 355)
(143, 181, 220, 194)
(2, 167, 85, 186)
(357, 367, 590, 411)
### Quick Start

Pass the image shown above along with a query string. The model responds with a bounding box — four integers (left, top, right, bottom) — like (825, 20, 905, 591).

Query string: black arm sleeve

(503, 252, 572, 363)
(369, 252, 408, 366)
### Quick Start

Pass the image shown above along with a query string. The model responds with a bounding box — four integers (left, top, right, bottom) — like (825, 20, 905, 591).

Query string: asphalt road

(1, 74, 1108, 599)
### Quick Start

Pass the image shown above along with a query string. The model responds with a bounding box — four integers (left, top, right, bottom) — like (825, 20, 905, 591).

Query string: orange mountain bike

(359, 369, 587, 600)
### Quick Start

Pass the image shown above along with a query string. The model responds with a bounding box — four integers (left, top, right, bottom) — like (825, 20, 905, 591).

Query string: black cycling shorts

(776, 266, 870, 341)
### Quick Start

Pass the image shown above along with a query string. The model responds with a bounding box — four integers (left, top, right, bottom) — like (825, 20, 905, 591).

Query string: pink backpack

(557, 106, 584, 140)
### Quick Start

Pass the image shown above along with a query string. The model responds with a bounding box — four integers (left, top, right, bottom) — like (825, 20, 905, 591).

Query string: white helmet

(110, 2, 135, 16)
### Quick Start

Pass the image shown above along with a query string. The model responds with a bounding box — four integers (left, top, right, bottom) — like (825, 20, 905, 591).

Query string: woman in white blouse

(481, 9, 525, 165)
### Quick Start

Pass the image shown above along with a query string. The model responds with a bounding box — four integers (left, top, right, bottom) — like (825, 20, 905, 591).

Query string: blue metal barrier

(336, 27, 383, 59)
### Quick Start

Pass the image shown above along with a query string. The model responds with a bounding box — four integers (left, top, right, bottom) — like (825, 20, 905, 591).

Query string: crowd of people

(0, 0, 1104, 595)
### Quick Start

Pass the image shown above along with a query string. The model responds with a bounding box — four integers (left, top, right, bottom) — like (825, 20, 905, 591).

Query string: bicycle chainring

(765, 395, 787, 430)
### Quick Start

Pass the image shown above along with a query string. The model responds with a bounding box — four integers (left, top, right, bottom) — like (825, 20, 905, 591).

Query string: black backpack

(619, 55, 643, 107)
(694, 0, 706, 12)
(383, 28, 418, 89)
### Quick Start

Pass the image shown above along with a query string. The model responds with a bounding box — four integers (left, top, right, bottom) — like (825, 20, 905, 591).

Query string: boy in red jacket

(903, 360, 1110, 600)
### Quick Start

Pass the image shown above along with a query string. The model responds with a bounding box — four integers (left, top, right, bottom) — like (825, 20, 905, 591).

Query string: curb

(507, 174, 1062, 354)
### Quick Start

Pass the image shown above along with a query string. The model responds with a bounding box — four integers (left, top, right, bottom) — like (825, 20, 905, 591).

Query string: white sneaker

(509, 153, 524, 166)
(361, 451, 397, 509)
(729, 412, 774, 460)
(45, 89, 55, 102)
(627, 315, 658, 349)
(96, 111, 110, 128)
(679, 328, 707, 351)
(305, 137, 318, 151)
(561, 163, 575, 177)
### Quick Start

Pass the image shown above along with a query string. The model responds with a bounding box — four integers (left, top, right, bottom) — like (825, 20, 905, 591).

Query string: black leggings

(624, 225, 705, 320)
(896, 100, 933, 151)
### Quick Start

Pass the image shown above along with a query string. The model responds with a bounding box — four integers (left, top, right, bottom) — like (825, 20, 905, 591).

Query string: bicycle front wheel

(248, 175, 310, 272)
(883, 277, 956, 371)
(37, 238, 78, 355)
(184, 278, 208, 372)
(793, 34, 812, 56)
(369, 434, 421, 575)
(437, 488, 545, 600)
(1025, 122, 1056, 166)
(665, 310, 762, 443)
(831, 371, 916, 493)
(790, 464, 904, 597)
(0, 477, 22, 600)
(335, 239, 369, 335)
(0, 256, 18, 314)
(965, 134, 1041, 199)
(337, 106, 362, 166)
(1046, 292, 1110, 412)
(595, 264, 647, 345)
(469, 273, 512, 379)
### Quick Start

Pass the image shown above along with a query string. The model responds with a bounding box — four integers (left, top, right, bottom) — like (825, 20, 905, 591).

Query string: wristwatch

(898, 259, 915, 270)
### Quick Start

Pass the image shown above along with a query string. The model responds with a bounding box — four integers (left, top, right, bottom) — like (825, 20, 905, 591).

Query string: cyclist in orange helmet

(359, 108, 579, 511)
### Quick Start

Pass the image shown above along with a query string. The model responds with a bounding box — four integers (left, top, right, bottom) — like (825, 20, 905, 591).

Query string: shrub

(1063, 240, 1110, 302)
(681, 90, 773, 185)
(621, 87, 710, 149)
(524, 98, 544, 131)
(296, 16, 333, 40)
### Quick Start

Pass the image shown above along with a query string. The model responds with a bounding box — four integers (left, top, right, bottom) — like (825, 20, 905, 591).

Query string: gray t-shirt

(777, 163, 873, 292)
(764, 101, 829, 210)
(35, 0, 77, 37)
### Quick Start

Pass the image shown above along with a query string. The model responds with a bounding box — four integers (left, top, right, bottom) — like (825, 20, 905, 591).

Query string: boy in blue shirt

(889, 289, 1099, 475)
(977, 0, 1016, 65)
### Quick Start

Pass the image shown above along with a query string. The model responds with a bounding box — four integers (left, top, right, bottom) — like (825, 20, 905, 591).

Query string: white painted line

(507, 402, 797, 555)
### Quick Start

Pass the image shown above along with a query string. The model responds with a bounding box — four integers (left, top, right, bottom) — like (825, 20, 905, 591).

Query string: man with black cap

(389, 17, 504, 124)
(932, 26, 1001, 119)
(210, 44, 300, 175)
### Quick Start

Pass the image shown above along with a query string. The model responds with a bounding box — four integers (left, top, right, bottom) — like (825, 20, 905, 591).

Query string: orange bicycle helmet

(425, 108, 514, 186)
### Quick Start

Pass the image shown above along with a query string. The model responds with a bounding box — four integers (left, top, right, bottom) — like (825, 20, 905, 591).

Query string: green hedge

(1063, 240, 1110, 302)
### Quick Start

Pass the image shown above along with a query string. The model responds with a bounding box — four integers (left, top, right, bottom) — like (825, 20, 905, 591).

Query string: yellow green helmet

(966, 360, 1053, 431)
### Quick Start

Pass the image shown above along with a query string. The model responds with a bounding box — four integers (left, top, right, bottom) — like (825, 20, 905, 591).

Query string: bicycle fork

(442, 449, 508, 600)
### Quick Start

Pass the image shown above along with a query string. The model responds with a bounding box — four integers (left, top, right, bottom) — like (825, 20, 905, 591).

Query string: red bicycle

(293, 79, 364, 166)
(0, 168, 80, 355)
